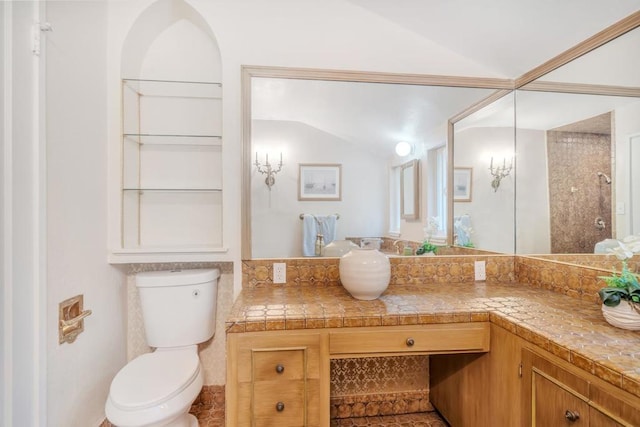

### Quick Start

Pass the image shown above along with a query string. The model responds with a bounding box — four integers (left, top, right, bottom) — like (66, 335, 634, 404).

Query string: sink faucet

(392, 240, 405, 255)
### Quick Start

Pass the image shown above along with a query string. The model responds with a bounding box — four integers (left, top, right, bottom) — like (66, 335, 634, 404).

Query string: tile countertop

(225, 281, 640, 399)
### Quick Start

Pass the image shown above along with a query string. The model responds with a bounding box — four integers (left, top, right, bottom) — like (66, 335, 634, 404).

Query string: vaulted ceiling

(252, 4, 640, 155)
(345, 0, 640, 78)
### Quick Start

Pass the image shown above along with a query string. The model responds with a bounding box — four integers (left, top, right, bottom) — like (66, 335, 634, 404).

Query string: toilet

(105, 268, 220, 427)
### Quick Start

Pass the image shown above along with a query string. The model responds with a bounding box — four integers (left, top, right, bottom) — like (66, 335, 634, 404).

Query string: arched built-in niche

(119, 0, 224, 251)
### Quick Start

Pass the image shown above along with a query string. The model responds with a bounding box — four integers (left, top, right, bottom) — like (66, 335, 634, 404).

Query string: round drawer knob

(564, 410, 580, 422)
(276, 401, 285, 412)
(275, 364, 285, 374)
(406, 338, 415, 347)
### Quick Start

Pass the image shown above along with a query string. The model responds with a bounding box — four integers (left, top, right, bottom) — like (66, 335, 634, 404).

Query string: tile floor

(105, 384, 448, 427)
(331, 412, 449, 427)
(191, 409, 448, 427)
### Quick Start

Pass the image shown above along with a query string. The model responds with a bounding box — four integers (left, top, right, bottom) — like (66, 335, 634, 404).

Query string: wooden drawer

(329, 323, 490, 355)
(253, 380, 305, 426)
(253, 349, 305, 381)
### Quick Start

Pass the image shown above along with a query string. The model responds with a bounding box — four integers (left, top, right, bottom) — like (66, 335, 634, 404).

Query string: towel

(316, 214, 337, 246)
(454, 214, 472, 246)
(301, 214, 338, 256)
(302, 214, 317, 256)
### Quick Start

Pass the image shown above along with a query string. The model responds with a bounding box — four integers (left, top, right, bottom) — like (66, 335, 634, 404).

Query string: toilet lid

(109, 349, 200, 410)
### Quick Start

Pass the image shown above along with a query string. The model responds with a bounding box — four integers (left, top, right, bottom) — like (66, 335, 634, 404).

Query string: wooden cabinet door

(531, 370, 589, 426)
(430, 324, 523, 426)
(522, 347, 640, 427)
(589, 407, 624, 427)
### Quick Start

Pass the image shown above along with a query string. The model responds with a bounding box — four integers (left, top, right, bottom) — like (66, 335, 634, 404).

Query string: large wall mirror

(243, 17, 639, 261)
(451, 24, 640, 261)
(514, 25, 640, 256)
(242, 68, 508, 259)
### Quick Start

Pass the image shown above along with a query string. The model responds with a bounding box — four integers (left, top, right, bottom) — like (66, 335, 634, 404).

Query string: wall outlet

(273, 262, 286, 284)
(474, 260, 486, 281)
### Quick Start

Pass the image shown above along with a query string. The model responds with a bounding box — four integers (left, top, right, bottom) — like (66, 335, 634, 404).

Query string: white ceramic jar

(323, 239, 359, 257)
(339, 248, 391, 300)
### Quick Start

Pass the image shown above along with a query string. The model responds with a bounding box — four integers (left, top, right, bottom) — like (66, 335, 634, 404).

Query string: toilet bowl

(105, 346, 202, 427)
(105, 269, 219, 427)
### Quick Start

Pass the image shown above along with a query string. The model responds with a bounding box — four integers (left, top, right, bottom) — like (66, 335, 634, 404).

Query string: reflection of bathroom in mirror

(245, 21, 640, 262)
(246, 71, 498, 258)
(451, 25, 640, 259)
(453, 92, 516, 254)
(514, 25, 640, 255)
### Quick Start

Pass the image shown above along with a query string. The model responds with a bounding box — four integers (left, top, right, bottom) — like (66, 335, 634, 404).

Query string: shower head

(597, 172, 612, 184)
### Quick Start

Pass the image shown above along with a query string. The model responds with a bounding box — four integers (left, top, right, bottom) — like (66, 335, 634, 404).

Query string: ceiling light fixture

(395, 141, 413, 157)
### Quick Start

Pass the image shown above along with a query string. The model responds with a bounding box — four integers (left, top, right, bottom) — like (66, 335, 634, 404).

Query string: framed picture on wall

(453, 167, 473, 202)
(298, 164, 342, 201)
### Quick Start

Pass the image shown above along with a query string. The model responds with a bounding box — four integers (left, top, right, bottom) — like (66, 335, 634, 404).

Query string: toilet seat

(109, 348, 200, 411)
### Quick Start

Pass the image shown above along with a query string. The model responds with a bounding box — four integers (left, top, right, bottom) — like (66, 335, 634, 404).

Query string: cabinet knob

(276, 401, 285, 412)
(275, 364, 285, 374)
(564, 410, 580, 422)
(406, 338, 415, 347)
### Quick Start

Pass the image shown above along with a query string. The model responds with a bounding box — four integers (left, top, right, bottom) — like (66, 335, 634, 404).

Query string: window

(427, 145, 447, 236)
(388, 165, 401, 235)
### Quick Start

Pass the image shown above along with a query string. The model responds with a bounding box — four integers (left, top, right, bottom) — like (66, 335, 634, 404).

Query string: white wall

(1, 4, 6, 423)
(453, 127, 516, 253)
(515, 128, 551, 253)
(614, 100, 640, 237)
(2, 2, 48, 426)
(45, 3, 127, 426)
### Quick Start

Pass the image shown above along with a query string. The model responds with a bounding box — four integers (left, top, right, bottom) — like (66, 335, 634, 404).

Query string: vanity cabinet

(225, 330, 329, 427)
(522, 348, 640, 426)
(119, 78, 223, 253)
(430, 323, 525, 426)
(431, 325, 640, 427)
(226, 323, 490, 426)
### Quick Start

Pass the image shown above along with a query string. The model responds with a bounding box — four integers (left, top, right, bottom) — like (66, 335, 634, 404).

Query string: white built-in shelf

(119, 78, 224, 253)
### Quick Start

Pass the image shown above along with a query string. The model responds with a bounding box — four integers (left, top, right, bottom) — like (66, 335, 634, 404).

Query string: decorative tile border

(242, 254, 515, 288)
(515, 256, 610, 305)
(527, 254, 639, 274)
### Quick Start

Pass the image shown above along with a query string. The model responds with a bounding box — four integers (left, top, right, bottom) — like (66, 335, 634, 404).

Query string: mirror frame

(241, 66, 512, 259)
(401, 159, 420, 220)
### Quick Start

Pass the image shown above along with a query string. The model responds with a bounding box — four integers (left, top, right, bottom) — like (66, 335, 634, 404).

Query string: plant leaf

(599, 288, 626, 306)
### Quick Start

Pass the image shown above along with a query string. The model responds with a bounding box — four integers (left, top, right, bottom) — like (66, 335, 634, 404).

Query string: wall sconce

(395, 141, 413, 157)
(489, 157, 512, 192)
(254, 152, 283, 190)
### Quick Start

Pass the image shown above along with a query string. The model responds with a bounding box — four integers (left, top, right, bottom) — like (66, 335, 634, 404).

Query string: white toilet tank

(136, 269, 220, 348)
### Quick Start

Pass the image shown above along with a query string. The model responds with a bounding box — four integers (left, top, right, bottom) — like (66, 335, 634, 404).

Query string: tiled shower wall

(547, 129, 612, 253)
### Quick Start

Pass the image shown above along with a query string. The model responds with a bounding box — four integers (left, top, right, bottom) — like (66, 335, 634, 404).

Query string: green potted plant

(598, 236, 640, 330)
(416, 217, 440, 256)
(416, 241, 438, 255)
